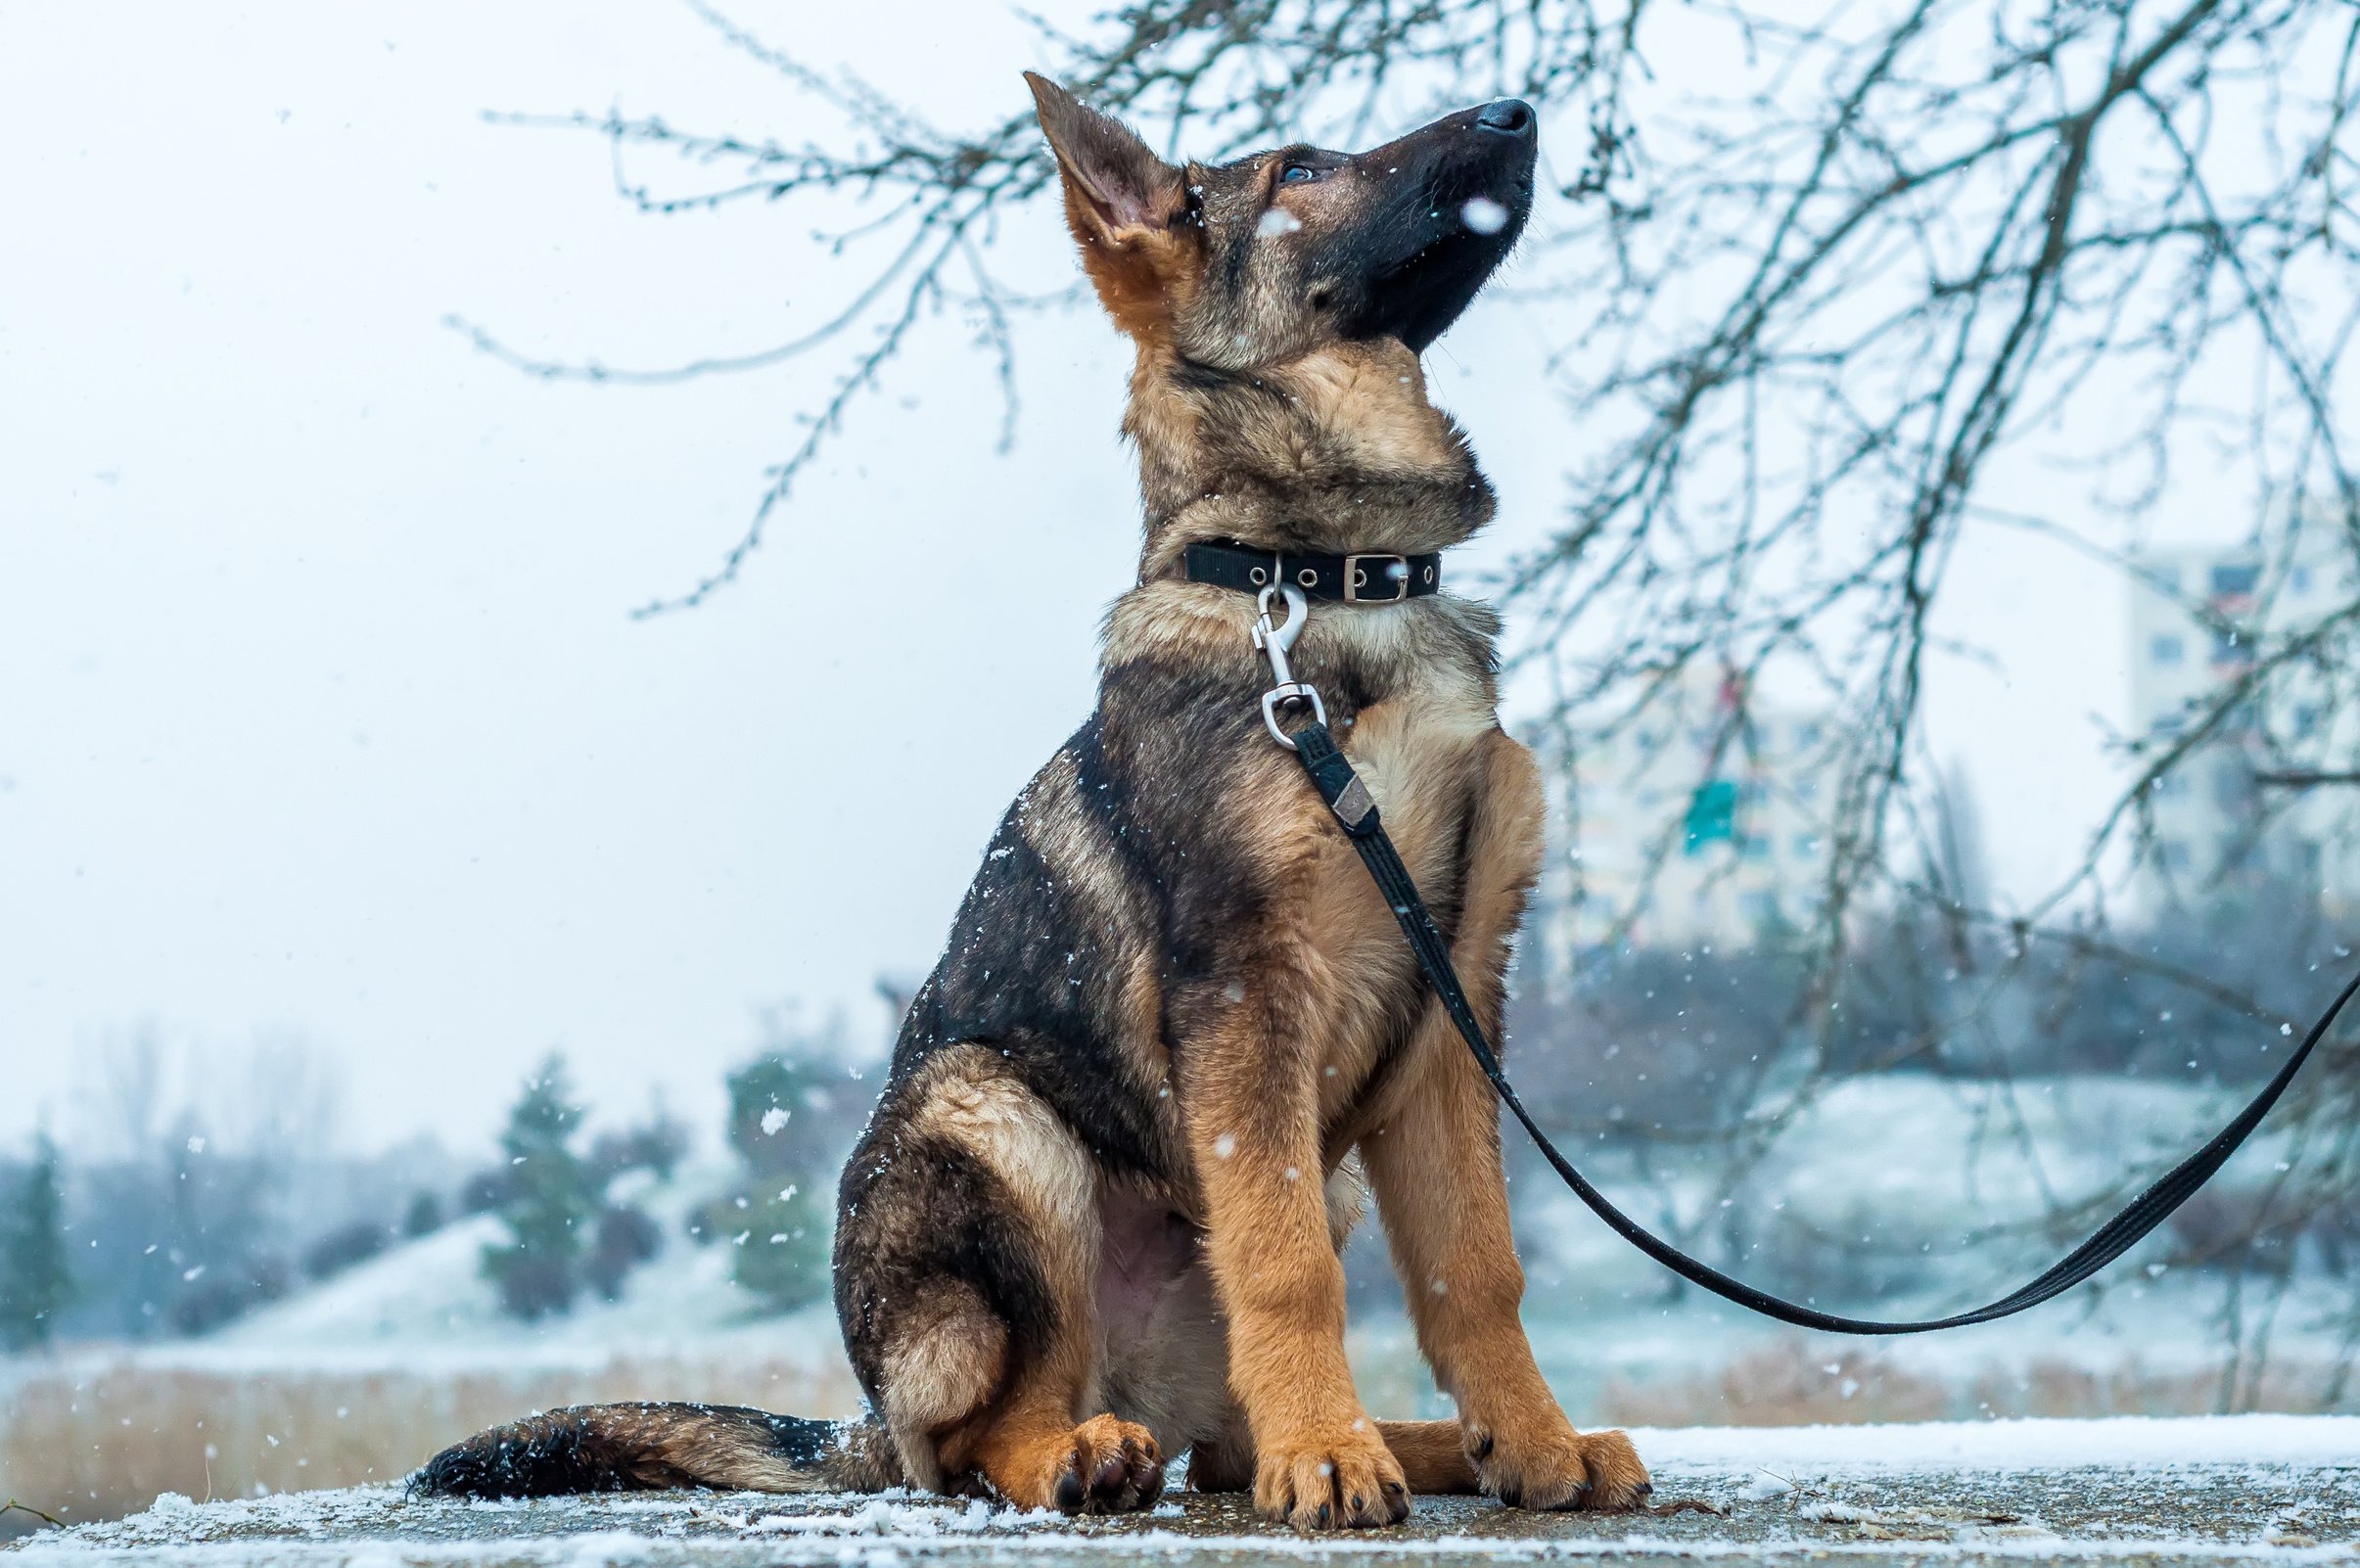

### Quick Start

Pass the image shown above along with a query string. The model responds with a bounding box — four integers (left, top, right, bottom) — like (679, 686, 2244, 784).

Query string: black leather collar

(1183, 539, 1442, 604)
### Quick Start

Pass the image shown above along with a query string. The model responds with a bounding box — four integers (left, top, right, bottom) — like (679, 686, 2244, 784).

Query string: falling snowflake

(1460, 197, 1508, 234)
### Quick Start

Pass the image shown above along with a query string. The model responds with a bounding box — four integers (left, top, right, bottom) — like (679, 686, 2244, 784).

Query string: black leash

(1245, 583, 2360, 1335)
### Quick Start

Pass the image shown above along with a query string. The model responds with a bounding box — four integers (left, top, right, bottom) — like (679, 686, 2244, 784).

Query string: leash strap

(1287, 715, 2360, 1335)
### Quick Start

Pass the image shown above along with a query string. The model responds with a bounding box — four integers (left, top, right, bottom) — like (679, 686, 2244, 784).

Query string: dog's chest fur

(1265, 602, 1502, 1135)
(888, 582, 1504, 1192)
(1095, 581, 1504, 1151)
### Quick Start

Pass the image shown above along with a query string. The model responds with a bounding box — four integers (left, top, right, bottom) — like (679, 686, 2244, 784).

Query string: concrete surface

(9, 1446, 2359, 1566)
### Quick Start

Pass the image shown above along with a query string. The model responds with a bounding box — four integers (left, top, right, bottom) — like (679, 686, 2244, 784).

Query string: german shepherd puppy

(415, 73, 1650, 1530)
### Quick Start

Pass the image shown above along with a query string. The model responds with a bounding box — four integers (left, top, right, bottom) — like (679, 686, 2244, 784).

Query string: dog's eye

(1280, 163, 1320, 184)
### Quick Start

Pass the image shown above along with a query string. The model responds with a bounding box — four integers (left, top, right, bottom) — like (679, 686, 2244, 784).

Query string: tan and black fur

(415, 75, 1650, 1531)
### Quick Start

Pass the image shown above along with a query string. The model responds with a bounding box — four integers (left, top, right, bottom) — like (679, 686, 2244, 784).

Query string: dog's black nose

(1475, 100, 1535, 137)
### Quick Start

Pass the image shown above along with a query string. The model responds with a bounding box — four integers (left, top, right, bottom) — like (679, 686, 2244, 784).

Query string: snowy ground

(9, 1418, 2358, 1566)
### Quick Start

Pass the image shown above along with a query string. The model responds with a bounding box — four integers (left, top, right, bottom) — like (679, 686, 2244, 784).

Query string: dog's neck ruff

(1183, 539, 1443, 604)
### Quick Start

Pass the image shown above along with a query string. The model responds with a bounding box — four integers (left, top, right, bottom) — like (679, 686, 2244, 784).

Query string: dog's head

(1026, 74, 1536, 369)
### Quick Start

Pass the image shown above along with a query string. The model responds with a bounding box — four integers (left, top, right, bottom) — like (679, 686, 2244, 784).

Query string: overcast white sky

(1, 2, 2182, 1158)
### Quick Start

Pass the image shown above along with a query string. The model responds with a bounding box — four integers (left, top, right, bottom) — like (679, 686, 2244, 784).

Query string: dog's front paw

(1254, 1421, 1411, 1530)
(1464, 1417, 1650, 1512)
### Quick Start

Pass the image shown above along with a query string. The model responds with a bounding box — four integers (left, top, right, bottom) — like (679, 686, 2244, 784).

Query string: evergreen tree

(402, 1189, 444, 1238)
(482, 1054, 599, 1319)
(730, 1177, 831, 1312)
(719, 1053, 838, 1312)
(727, 1055, 828, 1178)
(583, 1203, 662, 1300)
(0, 1134, 74, 1351)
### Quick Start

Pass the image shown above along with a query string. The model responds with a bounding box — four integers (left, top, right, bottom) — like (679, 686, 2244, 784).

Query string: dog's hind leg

(835, 1044, 1166, 1513)
(1374, 1420, 1480, 1494)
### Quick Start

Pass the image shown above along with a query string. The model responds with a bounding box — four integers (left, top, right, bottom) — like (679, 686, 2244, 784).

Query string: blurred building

(2126, 535, 2360, 916)
(1531, 670, 1838, 965)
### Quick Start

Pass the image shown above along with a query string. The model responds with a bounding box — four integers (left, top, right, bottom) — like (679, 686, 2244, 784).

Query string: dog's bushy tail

(409, 1403, 902, 1499)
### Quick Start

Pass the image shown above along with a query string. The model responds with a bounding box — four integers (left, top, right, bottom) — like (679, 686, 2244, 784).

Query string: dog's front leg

(1180, 979, 1410, 1530)
(1361, 732, 1651, 1512)
(1361, 1034, 1650, 1511)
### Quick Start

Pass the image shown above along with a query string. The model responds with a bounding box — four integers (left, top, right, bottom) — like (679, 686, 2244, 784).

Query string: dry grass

(1597, 1343, 1952, 1427)
(1966, 1355, 2352, 1420)
(1596, 1339, 2360, 1427)
(0, 1355, 862, 1534)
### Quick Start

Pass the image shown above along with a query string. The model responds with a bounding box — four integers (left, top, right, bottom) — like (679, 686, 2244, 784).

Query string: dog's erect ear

(1025, 72, 1186, 240)
(1025, 72, 1198, 341)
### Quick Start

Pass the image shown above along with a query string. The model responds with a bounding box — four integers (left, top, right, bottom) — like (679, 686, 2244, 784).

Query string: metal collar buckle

(1343, 553, 1410, 603)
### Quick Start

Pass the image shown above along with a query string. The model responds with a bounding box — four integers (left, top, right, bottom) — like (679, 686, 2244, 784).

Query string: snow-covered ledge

(6, 1418, 2358, 1566)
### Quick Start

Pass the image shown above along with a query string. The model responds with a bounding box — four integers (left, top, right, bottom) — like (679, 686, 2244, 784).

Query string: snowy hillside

(105, 1073, 2360, 1393)
(1441, 1073, 2343, 1415)
(130, 1162, 846, 1377)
